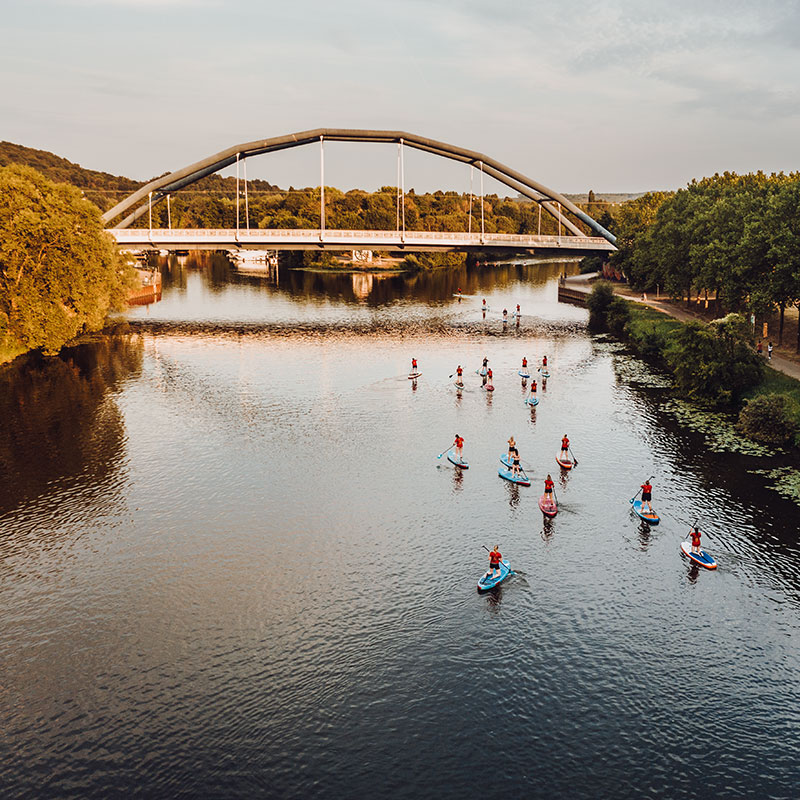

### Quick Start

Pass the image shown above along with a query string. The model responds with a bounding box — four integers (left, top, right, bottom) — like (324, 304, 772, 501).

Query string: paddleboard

(476, 367, 488, 376)
(540, 370, 550, 378)
(680, 541, 717, 569)
(498, 465, 531, 486)
(556, 453, 573, 470)
(538, 494, 558, 517)
(408, 372, 422, 379)
(446, 448, 469, 469)
(631, 499, 660, 524)
(485, 385, 495, 392)
(518, 370, 531, 378)
(478, 559, 511, 591)
(454, 380, 465, 389)
(525, 396, 539, 406)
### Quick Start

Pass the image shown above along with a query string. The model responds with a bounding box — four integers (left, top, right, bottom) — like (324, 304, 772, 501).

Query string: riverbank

(571, 276, 800, 443)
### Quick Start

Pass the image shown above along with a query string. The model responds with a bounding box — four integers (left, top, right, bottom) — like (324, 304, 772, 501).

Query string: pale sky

(2, 0, 799, 194)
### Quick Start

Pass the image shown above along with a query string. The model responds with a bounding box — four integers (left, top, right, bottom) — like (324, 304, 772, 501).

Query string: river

(1, 255, 798, 799)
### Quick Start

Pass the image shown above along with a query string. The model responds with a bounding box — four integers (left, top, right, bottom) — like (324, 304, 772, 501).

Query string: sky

(2, 0, 799, 195)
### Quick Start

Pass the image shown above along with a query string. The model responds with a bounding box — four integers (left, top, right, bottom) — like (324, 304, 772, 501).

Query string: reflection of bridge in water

(103, 128, 617, 257)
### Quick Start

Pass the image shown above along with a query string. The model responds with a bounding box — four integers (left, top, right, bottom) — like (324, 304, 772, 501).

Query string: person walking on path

(757, 340, 763, 357)
(768, 342, 774, 360)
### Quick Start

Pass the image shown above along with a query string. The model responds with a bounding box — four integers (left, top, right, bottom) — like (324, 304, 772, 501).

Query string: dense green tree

(0, 165, 134, 356)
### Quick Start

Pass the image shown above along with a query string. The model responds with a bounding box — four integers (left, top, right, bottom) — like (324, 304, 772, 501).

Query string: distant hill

(0, 141, 143, 211)
(563, 192, 647, 205)
(0, 141, 278, 214)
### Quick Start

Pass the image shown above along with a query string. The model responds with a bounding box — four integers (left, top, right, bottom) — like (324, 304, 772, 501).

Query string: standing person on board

(486, 367, 494, 391)
(544, 474, 555, 500)
(516, 303, 521, 317)
(456, 365, 464, 386)
(507, 436, 517, 467)
(529, 379, 538, 401)
(560, 434, 570, 461)
(453, 433, 465, 461)
(521, 356, 528, 371)
(411, 357, 418, 375)
(689, 525, 703, 555)
(487, 544, 502, 580)
(502, 308, 508, 324)
(640, 478, 654, 515)
(542, 355, 548, 370)
(482, 298, 488, 312)
(482, 356, 489, 375)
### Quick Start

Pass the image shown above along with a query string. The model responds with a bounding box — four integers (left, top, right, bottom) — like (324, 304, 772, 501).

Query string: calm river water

(1, 256, 799, 799)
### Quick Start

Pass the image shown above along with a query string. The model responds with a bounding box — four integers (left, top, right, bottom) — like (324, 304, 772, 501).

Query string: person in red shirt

(640, 479, 654, 514)
(455, 365, 464, 387)
(544, 474, 554, 498)
(521, 356, 528, 369)
(516, 304, 521, 315)
(411, 358, 418, 374)
(560, 434, 570, 459)
(486, 368, 494, 390)
(689, 526, 702, 554)
(488, 545, 502, 579)
(453, 434, 464, 460)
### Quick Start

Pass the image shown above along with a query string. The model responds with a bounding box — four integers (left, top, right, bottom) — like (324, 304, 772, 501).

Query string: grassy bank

(592, 287, 800, 447)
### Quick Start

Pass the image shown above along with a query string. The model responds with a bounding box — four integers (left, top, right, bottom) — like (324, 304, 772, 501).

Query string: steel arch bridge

(103, 128, 616, 255)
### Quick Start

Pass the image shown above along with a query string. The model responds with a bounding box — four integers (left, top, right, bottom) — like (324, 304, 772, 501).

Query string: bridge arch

(102, 128, 616, 245)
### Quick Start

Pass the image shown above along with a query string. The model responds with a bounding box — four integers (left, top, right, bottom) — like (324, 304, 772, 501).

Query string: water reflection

(0, 335, 143, 515)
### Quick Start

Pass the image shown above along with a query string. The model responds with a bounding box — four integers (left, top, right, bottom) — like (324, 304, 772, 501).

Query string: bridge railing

(109, 228, 614, 250)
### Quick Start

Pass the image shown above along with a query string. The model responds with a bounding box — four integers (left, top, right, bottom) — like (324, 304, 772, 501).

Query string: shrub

(586, 281, 615, 331)
(737, 394, 798, 445)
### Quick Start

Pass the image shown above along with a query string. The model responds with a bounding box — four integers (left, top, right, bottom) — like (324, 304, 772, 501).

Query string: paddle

(437, 443, 454, 459)
(569, 446, 579, 466)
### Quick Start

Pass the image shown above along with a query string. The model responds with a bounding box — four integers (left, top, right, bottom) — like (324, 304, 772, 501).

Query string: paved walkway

(562, 273, 800, 382)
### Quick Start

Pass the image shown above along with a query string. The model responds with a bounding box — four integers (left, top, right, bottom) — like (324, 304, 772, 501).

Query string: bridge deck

(108, 228, 616, 254)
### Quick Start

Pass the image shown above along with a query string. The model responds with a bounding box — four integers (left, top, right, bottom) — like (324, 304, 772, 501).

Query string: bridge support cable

(479, 161, 485, 244)
(320, 136, 325, 241)
(167, 194, 171, 230)
(148, 192, 153, 238)
(396, 143, 401, 233)
(538, 203, 541, 236)
(400, 138, 405, 242)
(468, 165, 473, 234)
(244, 157, 250, 231)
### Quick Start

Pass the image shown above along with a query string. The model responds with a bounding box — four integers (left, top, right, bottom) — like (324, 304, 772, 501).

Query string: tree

(0, 165, 134, 356)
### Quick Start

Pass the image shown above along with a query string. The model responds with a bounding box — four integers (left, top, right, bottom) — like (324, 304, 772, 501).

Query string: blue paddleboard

(478, 559, 511, 591)
(539, 369, 550, 378)
(498, 455, 531, 486)
(454, 380, 465, 389)
(446, 448, 469, 469)
(680, 541, 717, 569)
(525, 395, 539, 406)
(518, 370, 531, 378)
(476, 367, 488, 376)
(631, 499, 660, 524)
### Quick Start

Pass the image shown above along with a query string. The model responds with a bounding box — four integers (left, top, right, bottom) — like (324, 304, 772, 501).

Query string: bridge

(103, 128, 617, 256)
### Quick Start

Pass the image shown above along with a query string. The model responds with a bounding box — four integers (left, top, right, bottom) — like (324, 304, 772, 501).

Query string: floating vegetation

(749, 467, 800, 505)
(613, 354, 673, 389)
(662, 398, 777, 457)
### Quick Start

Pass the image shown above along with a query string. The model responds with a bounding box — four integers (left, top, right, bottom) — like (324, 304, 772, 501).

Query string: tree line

(608, 172, 800, 349)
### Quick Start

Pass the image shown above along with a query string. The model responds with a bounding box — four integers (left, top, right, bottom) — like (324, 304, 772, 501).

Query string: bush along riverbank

(587, 281, 800, 447)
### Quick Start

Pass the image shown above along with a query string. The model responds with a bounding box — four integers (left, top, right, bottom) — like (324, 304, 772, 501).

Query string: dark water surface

(1, 258, 799, 799)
